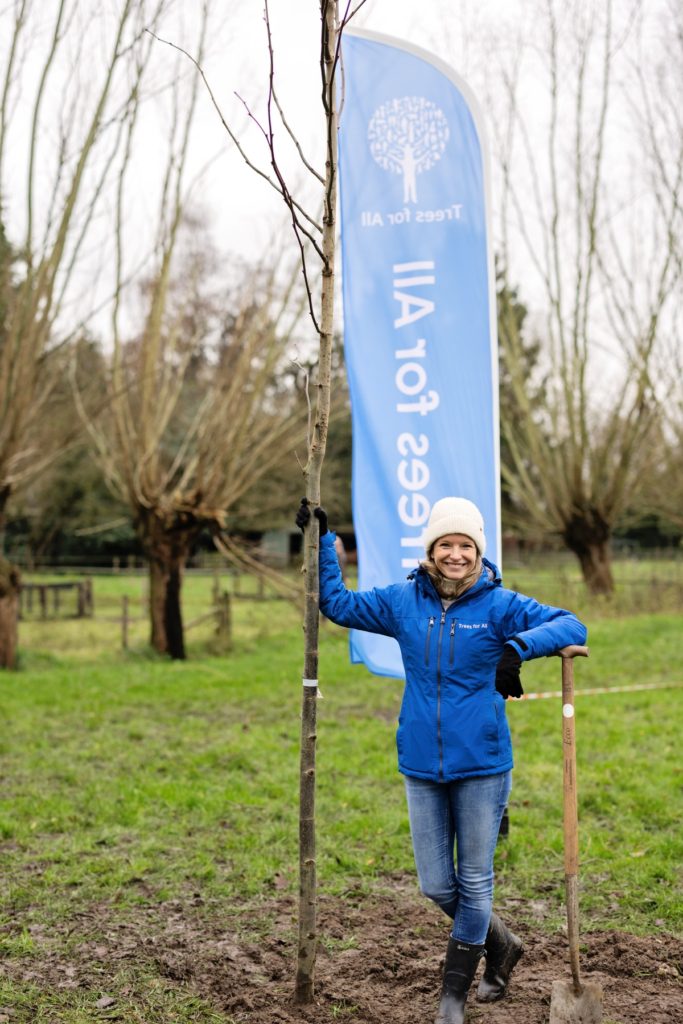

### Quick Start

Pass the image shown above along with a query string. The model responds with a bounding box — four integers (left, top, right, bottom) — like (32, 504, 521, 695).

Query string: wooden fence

(18, 569, 291, 652)
(19, 580, 94, 620)
(117, 591, 233, 651)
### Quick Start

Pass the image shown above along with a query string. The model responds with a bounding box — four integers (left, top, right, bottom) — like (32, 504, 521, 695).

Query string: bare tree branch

(146, 27, 323, 237)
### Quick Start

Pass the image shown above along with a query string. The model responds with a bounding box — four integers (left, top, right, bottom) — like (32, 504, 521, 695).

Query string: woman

(296, 496, 587, 1024)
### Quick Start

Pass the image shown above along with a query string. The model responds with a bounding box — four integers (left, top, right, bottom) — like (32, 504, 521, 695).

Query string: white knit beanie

(422, 497, 486, 556)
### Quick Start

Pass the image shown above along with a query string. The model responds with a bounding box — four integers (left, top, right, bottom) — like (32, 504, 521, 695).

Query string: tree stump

(0, 557, 21, 670)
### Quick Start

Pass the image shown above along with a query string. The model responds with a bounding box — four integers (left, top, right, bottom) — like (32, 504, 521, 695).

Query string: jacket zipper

(425, 616, 435, 666)
(449, 619, 456, 664)
(436, 609, 446, 779)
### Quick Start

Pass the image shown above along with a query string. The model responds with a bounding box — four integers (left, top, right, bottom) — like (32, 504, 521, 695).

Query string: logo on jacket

(458, 622, 489, 630)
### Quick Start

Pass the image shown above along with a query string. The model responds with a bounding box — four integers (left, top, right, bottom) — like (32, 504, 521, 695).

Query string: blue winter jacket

(319, 532, 587, 782)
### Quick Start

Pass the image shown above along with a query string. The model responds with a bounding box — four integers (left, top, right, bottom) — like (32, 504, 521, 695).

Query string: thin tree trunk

(295, 1, 339, 1004)
(563, 510, 614, 595)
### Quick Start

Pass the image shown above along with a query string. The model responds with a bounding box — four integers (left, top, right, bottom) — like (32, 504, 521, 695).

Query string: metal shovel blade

(549, 979, 604, 1024)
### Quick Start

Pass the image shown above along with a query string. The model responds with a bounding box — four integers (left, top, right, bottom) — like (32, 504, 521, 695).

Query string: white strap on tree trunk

(302, 678, 323, 698)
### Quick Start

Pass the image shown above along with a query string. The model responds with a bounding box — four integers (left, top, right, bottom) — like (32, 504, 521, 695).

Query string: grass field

(1, 565, 682, 1019)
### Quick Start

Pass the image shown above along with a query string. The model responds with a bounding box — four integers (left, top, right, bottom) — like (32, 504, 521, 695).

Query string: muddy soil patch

(1, 879, 681, 1023)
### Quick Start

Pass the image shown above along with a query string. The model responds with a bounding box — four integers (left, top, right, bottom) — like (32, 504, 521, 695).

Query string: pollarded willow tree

(65, 2, 308, 660)
(636, 0, 683, 538)
(80, 241, 307, 658)
(645, 344, 683, 535)
(72, 86, 308, 658)
(0, 0, 174, 667)
(493, 0, 683, 593)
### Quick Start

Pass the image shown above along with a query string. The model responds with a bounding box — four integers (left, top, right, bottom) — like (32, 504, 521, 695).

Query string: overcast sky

(3, 0, 670, 352)
(0, 0, 527, 340)
(180, 0, 516, 264)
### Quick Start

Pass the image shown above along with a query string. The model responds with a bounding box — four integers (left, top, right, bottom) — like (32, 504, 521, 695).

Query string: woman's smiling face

(432, 533, 478, 580)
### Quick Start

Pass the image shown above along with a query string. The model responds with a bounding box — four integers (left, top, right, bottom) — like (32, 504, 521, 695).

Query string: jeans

(404, 771, 512, 945)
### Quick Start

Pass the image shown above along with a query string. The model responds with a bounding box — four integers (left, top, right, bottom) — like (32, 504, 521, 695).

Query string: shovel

(549, 645, 603, 1024)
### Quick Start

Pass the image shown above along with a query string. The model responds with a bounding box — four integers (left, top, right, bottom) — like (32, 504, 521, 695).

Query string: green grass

(16, 569, 295, 660)
(505, 549, 683, 616)
(1, 568, 682, 1018)
(0, 980, 225, 1024)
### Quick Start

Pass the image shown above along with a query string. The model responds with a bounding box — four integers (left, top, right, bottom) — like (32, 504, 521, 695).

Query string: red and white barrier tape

(514, 681, 683, 701)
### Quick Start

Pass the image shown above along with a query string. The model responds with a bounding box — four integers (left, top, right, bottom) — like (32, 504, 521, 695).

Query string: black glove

(495, 643, 523, 699)
(295, 497, 310, 531)
(295, 497, 328, 536)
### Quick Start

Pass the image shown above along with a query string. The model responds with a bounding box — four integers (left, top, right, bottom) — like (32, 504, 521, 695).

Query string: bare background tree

(75, 216, 308, 658)
(491, 0, 683, 594)
(635, 0, 683, 537)
(0, 0, 177, 666)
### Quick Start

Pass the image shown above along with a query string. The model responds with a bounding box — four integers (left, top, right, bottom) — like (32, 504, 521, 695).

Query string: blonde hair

(421, 554, 482, 600)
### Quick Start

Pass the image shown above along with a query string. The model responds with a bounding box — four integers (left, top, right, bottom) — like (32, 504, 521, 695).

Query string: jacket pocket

(439, 695, 503, 776)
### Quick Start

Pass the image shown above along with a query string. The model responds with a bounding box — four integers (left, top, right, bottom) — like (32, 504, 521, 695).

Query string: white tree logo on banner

(368, 97, 449, 204)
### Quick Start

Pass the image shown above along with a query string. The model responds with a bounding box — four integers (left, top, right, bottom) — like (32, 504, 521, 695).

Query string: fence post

(122, 595, 129, 650)
(39, 585, 47, 619)
(215, 591, 232, 652)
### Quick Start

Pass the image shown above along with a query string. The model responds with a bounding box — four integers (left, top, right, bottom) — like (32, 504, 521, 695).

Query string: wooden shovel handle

(562, 656, 579, 876)
(560, 649, 585, 994)
(556, 644, 589, 659)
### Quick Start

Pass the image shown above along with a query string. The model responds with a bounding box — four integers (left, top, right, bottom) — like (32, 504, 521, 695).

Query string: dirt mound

(189, 887, 682, 1024)
(2, 879, 681, 1022)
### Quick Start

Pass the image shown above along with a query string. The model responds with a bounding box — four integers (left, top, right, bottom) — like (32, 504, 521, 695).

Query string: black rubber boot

(434, 938, 485, 1024)
(476, 911, 523, 1002)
